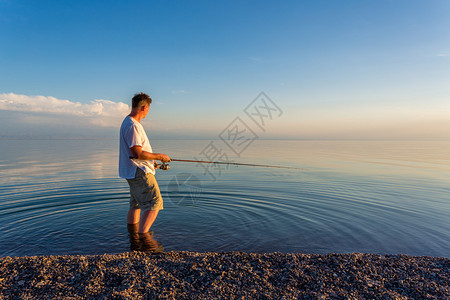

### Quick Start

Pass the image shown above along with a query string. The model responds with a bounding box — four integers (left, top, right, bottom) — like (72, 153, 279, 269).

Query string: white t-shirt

(119, 116, 155, 179)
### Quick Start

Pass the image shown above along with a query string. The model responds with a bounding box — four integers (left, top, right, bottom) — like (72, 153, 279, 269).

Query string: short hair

(131, 92, 152, 108)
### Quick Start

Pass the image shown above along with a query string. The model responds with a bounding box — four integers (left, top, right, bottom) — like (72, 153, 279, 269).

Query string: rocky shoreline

(0, 251, 448, 299)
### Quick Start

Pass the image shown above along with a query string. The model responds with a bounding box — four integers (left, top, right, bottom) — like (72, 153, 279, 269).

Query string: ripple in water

(0, 139, 449, 257)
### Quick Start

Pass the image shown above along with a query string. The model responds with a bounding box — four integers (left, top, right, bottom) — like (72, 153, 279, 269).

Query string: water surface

(0, 139, 449, 257)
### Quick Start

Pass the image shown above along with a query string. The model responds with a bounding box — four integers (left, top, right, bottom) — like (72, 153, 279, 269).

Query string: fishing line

(160, 158, 305, 170)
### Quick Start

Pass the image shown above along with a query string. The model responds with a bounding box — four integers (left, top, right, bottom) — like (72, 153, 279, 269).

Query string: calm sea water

(0, 139, 449, 257)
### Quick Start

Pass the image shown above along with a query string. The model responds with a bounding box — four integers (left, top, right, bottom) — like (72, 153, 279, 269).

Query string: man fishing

(119, 92, 171, 234)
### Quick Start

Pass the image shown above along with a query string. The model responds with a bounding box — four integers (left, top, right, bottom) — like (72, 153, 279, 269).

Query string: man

(119, 92, 171, 234)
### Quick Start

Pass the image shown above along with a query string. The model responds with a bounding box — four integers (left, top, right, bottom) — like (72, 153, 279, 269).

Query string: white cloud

(0, 93, 130, 127)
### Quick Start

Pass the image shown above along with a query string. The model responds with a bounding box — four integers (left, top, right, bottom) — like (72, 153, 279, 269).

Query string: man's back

(119, 116, 154, 179)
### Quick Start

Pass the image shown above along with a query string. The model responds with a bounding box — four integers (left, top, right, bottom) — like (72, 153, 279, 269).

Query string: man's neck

(128, 111, 142, 123)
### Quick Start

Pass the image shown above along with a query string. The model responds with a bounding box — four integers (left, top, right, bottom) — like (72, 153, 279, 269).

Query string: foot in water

(139, 232, 164, 253)
(127, 223, 141, 251)
(127, 223, 163, 252)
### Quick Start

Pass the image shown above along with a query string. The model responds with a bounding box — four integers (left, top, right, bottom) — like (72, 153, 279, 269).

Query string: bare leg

(127, 208, 141, 224)
(127, 223, 140, 251)
(139, 210, 159, 233)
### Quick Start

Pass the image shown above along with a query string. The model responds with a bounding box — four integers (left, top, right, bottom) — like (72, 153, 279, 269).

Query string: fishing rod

(156, 158, 304, 171)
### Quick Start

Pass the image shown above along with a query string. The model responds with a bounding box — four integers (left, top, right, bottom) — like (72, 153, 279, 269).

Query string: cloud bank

(0, 92, 218, 139)
(0, 93, 130, 128)
(0, 93, 448, 140)
(0, 93, 133, 138)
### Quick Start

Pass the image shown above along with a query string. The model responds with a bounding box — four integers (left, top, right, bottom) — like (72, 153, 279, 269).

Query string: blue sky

(1, 0, 449, 139)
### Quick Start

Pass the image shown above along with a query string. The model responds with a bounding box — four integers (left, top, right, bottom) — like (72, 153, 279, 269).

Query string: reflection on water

(127, 224, 141, 251)
(0, 139, 449, 257)
(127, 224, 163, 253)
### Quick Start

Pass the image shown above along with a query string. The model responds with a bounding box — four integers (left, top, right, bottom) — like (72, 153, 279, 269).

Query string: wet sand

(0, 251, 448, 299)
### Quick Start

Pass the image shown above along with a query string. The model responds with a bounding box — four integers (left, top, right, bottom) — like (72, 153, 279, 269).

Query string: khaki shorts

(126, 168, 163, 211)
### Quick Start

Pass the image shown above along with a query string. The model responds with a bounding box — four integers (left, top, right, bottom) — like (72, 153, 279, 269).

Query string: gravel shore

(0, 251, 448, 299)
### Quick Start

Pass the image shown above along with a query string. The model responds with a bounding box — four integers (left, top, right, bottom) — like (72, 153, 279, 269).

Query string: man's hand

(158, 154, 171, 163)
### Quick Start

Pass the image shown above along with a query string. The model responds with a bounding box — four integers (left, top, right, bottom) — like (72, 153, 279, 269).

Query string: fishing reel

(158, 163, 170, 170)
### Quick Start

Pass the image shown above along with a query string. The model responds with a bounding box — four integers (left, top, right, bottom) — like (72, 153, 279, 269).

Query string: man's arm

(130, 146, 171, 162)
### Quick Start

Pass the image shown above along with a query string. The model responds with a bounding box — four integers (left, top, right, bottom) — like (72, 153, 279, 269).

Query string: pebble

(0, 251, 448, 299)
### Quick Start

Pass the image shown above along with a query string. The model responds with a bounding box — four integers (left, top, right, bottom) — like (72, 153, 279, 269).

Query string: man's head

(132, 92, 152, 109)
